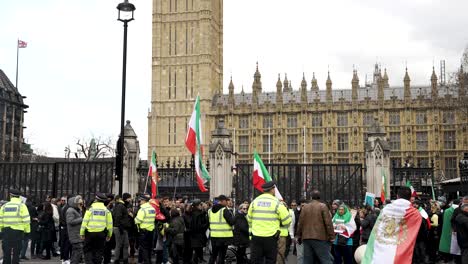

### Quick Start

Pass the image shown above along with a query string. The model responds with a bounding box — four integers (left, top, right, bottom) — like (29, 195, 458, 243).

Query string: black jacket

(233, 211, 249, 246)
(112, 201, 133, 229)
(190, 209, 209, 248)
(167, 216, 185, 246)
(455, 211, 468, 249)
(361, 213, 377, 242)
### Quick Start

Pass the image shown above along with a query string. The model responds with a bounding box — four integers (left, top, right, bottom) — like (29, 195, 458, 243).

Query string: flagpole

(15, 39, 19, 89)
(303, 126, 306, 197)
(144, 171, 150, 194)
(268, 126, 271, 164)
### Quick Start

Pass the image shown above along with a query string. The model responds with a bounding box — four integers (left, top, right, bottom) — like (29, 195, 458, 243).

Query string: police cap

(9, 189, 21, 197)
(138, 193, 151, 201)
(95, 192, 108, 202)
(217, 195, 228, 201)
(262, 181, 276, 192)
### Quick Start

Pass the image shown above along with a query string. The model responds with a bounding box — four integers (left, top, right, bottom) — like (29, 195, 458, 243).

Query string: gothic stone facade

(0, 69, 28, 161)
(148, 0, 467, 181)
(211, 65, 467, 181)
(148, 0, 222, 159)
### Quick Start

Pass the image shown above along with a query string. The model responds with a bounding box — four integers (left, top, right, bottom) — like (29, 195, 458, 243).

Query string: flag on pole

(380, 169, 387, 202)
(185, 96, 210, 192)
(18, 40, 27, 48)
(362, 199, 422, 264)
(405, 180, 417, 197)
(253, 151, 283, 200)
(147, 150, 159, 198)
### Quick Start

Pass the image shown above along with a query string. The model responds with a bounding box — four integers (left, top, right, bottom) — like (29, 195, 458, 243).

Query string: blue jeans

(303, 239, 334, 264)
(20, 236, 29, 258)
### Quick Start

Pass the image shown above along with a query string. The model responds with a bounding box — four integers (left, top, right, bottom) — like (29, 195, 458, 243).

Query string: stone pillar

(209, 118, 234, 200)
(115, 120, 140, 196)
(365, 119, 390, 200)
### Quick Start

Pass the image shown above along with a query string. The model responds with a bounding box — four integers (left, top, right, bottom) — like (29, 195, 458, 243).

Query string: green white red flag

(362, 199, 422, 264)
(405, 180, 417, 197)
(380, 169, 387, 202)
(439, 205, 461, 255)
(147, 150, 159, 198)
(253, 151, 283, 200)
(185, 96, 210, 192)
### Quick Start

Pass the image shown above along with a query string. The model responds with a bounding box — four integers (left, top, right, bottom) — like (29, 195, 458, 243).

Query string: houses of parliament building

(148, 0, 467, 181)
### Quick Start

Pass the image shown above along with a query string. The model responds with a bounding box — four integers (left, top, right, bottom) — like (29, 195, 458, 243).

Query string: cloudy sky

(1, 0, 467, 158)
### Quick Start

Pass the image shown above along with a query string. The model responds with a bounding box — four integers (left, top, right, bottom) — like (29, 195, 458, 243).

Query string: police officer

(134, 194, 155, 264)
(208, 194, 234, 264)
(0, 189, 30, 264)
(247, 181, 291, 264)
(80, 193, 113, 264)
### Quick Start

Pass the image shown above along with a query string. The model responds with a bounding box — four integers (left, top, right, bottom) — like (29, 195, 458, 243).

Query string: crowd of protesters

(1, 189, 468, 264)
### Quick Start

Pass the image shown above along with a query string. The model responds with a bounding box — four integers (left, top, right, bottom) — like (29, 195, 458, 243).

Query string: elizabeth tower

(149, 0, 223, 160)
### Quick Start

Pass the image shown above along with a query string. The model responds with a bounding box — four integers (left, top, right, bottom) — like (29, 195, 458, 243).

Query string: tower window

(287, 135, 298, 152)
(337, 113, 348, 127)
(337, 133, 348, 151)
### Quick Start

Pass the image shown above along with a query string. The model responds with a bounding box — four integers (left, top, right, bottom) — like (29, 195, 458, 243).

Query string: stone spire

(228, 75, 235, 106)
(431, 67, 438, 99)
(326, 71, 333, 103)
(351, 70, 359, 101)
(283, 73, 290, 92)
(373, 63, 380, 84)
(383, 68, 389, 89)
(459, 64, 466, 97)
(252, 62, 262, 94)
(311, 72, 318, 92)
(377, 69, 384, 101)
(301, 73, 307, 103)
(276, 73, 283, 104)
(404, 67, 411, 101)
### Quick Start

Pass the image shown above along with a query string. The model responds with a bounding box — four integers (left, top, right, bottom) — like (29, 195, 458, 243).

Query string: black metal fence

(137, 157, 210, 201)
(0, 161, 114, 203)
(391, 167, 434, 199)
(235, 163, 364, 206)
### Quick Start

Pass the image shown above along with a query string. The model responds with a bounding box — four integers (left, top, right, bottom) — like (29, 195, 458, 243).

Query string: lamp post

(117, 0, 135, 196)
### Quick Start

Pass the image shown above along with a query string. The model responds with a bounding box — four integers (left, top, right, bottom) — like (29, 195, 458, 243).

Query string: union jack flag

(18, 40, 27, 48)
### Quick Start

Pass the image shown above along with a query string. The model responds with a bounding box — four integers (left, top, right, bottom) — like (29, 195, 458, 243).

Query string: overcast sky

(1, 0, 467, 158)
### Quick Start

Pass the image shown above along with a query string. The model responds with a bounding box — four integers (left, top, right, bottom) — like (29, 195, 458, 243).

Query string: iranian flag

(405, 180, 417, 197)
(185, 96, 210, 192)
(380, 169, 387, 202)
(253, 152, 283, 200)
(147, 150, 159, 198)
(362, 199, 422, 264)
(439, 205, 461, 255)
(418, 207, 431, 230)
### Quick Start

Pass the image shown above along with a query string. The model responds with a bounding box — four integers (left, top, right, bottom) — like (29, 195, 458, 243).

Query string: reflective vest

(209, 208, 233, 238)
(135, 202, 156, 231)
(247, 193, 292, 237)
(80, 202, 113, 237)
(0, 197, 30, 233)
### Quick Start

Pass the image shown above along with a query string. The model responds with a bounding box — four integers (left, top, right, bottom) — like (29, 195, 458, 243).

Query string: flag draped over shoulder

(253, 152, 283, 200)
(439, 205, 461, 255)
(362, 199, 422, 264)
(147, 150, 159, 198)
(185, 96, 210, 192)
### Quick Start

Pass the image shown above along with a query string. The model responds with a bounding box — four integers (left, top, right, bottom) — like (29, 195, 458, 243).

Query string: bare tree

(68, 136, 116, 161)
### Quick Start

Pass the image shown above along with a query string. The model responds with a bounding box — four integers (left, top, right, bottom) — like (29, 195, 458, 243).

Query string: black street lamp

(116, 0, 135, 196)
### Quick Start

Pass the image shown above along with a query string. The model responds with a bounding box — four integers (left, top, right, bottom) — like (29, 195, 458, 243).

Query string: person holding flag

(361, 186, 422, 264)
(185, 95, 210, 192)
(247, 181, 291, 264)
(332, 204, 356, 264)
